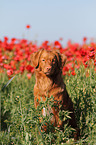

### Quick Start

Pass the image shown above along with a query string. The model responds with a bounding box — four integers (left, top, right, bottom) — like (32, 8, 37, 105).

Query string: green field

(0, 66, 96, 145)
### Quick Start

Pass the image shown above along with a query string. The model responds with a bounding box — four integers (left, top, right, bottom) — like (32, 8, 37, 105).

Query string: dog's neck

(49, 69, 62, 82)
(35, 69, 65, 97)
(35, 69, 63, 87)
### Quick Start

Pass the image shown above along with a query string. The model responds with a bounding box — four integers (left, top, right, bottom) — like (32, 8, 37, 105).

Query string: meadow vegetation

(0, 37, 96, 144)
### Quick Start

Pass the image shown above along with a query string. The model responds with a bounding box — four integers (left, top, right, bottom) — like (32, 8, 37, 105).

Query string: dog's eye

(52, 59, 55, 63)
(42, 59, 45, 62)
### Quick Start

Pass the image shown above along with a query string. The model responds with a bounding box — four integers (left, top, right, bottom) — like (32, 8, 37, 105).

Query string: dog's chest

(37, 76, 53, 92)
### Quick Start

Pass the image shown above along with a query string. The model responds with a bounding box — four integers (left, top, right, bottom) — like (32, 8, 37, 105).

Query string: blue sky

(0, 0, 96, 46)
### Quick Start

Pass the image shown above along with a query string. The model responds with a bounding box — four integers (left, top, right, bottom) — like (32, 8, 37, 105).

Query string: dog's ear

(53, 50, 67, 68)
(31, 49, 43, 68)
(60, 53, 67, 67)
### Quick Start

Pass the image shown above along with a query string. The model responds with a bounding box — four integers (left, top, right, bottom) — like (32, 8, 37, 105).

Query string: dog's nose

(46, 66, 51, 71)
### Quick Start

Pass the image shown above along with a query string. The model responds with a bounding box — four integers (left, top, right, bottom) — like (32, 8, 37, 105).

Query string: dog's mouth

(43, 65, 56, 76)
(44, 69, 54, 76)
(45, 71, 52, 76)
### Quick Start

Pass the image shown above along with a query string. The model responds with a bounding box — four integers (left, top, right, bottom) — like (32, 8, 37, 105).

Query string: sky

(0, 0, 96, 46)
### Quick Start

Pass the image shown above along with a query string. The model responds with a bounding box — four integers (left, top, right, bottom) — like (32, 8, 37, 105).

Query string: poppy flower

(63, 66, 69, 72)
(0, 36, 95, 77)
(71, 71, 76, 76)
(7, 69, 13, 76)
(83, 37, 87, 43)
(59, 37, 63, 41)
(4, 36, 8, 41)
(4, 64, 11, 70)
(20, 66, 25, 73)
(62, 71, 66, 76)
(65, 51, 73, 58)
(89, 52, 95, 59)
(11, 38, 16, 43)
(54, 41, 61, 49)
(94, 60, 96, 66)
(80, 48, 87, 57)
(42, 41, 49, 49)
(27, 73, 31, 79)
(26, 25, 31, 29)
(0, 57, 2, 62)
(88, 46, 95, 52)
(26, 65, 34, 73)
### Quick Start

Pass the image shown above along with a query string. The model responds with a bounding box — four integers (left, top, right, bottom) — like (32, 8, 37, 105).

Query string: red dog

(32, 49, 79, 140)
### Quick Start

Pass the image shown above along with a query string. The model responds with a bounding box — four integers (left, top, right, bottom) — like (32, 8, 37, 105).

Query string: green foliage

(0, 66, 96, 144)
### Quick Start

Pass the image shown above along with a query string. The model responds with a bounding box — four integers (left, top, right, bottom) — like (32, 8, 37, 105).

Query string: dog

(32, 49, 79, 140)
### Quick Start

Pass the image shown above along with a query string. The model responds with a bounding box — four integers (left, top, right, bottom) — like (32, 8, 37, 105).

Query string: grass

(0, 65, 96, 145)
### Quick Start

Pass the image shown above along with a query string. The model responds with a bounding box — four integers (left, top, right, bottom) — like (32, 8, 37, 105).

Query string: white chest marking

(42, 107, 46, 116)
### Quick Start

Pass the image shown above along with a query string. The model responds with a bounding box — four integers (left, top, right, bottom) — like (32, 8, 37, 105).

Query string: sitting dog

(32, 49, 79, 140)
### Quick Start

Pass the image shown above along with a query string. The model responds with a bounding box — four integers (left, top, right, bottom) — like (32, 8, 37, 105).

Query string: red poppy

(14, 70, 20, 74)
(27, 73, 31, 79)
(20, 66, 25, 73)
(62, 71, 66, 76)
(42, 41, 49, 50)
(26, 65, 34, 73)
(10, 60, 16, 70)
(67, 40, 71, 47)
(11, 38, 16, 43)
(80, 48, 87, 57)
(0, 63, 3, 67)
(7, 69, 13, 76)
(63, 66, 69, 72)
(65, 51, 73, 58)
(4, 36, 8, 41)
(0, 57, 2, 62)
(94, 60, 96, 66)
(26, 25, 31, 29)
(54, 41, 61, 48)
(59, 37, 63, 41)
(71, 71, 76, 76)
(89, 51, 95, 59)
(0, 36, 95, 77)
(83, 37, 87, 43)
(89, 46, 95, 52)
(4, 64, 11, 70)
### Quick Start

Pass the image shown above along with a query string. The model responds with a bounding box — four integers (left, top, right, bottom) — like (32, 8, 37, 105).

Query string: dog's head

(31, 49, 66, 76)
